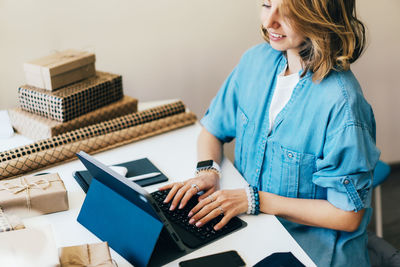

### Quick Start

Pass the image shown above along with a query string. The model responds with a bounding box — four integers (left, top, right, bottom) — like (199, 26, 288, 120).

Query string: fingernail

(179, 204, 183, 209)
(195, 221, 202, 227)
(214, 226, 219, 231)
(188, 212, 193, 217)
(163, 199, 167, 203)
(169, 205, 175, 211)
(189, 218, 195, 224)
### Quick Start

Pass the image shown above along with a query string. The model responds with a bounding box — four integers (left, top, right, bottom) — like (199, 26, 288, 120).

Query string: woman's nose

(263, 8, 280, 29)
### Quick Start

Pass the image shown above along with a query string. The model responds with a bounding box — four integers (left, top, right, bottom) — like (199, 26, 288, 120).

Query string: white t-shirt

(268, 66, 299, 133)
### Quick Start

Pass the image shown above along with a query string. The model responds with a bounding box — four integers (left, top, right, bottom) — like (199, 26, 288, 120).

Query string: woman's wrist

(259, 191, 278, 216)
(195, 169, 221, 179)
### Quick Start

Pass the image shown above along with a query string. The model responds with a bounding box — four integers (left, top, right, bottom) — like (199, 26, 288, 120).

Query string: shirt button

(344, 179, 350, 185)
(256, 169, 259, 173)
(287, 152, 293, 158)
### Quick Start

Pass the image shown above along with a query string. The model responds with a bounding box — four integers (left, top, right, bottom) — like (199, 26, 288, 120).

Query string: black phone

(179, 250, 246, 267)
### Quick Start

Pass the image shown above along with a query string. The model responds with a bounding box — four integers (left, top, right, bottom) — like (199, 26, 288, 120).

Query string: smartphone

(179, 250, 246, 267)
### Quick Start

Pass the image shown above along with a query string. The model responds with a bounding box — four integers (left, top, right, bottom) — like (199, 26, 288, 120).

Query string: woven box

(9, 96, 138, 140)
(18, 71, 123, 122)
(24, 49, 96, 91)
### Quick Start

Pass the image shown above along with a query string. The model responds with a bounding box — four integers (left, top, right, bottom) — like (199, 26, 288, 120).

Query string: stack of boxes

(9, 49, 138, 140)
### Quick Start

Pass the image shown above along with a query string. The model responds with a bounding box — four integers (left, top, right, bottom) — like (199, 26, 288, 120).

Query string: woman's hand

(158, 171, 220, 211)
(188, 189, 248, 231)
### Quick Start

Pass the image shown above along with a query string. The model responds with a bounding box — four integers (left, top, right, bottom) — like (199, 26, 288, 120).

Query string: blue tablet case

(77, 177, 164, 267)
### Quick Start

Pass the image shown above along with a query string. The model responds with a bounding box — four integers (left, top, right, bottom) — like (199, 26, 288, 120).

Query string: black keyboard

(151, 189, 243, 248)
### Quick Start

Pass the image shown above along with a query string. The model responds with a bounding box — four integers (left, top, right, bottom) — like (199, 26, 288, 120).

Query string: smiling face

(260, 0, 304, 55)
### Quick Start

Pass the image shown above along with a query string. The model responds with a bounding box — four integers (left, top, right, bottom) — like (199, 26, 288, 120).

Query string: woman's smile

(269, 32, 286, 41)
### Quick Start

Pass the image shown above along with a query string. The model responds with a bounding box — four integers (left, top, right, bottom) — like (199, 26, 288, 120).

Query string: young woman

(160, 0, 380, 265)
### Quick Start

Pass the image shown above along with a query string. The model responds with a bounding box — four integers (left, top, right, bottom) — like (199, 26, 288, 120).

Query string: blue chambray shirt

(200, 43, 380, 267)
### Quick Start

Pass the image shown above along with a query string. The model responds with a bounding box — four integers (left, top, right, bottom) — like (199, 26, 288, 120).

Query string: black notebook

(73, 158, 168, 193)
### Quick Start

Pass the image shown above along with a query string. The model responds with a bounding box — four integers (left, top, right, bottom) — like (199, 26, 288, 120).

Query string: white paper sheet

(0, 225, 60, 267)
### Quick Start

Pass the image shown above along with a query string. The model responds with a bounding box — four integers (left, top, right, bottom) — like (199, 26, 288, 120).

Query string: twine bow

(0, 177, 51, 211)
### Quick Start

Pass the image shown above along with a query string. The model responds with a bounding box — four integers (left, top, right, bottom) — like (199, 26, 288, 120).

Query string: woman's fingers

(179, 185, 201, 209)
(189, 192, 216, 216)
(213, 212, 234, 230)
(197, 188, 216, 201)
(163, 182, 184, 203)
(169, 184, 191, 210)
(158, 183, 175, 191)
(191, 204, 223, 227)
(170, 179, 204, 210)
(160, 173, 221, 211)
(188, 189, 248, 230)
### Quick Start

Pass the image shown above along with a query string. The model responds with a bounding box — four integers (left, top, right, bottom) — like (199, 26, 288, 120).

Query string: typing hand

(187, 189, 248, 231)
(158, 171, 220, 211)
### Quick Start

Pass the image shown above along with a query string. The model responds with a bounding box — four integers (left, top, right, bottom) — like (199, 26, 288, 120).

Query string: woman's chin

(269, 44, 287, 52)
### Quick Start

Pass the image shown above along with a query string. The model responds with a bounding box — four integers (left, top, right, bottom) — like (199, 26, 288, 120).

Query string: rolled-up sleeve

(200, 66, 239, 143)
(312, 124, 380, 212)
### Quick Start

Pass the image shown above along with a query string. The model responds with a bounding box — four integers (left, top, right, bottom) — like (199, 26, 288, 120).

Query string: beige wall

(1, 0, 399, 163)
(353, 0, 400, 163)
(0, 0, 261, 116)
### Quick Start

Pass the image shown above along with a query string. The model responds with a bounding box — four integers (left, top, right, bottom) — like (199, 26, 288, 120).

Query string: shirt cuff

(326, 177, 372, 212)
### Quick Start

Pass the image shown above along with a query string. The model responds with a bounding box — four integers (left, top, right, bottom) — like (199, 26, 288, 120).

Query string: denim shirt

(200, 43, 380, 267)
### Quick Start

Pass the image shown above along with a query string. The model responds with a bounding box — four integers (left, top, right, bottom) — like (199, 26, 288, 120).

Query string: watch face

(197, 160, 213, 168)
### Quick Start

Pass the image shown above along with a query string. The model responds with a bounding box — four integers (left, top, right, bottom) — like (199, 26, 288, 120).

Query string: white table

(0, 104, 316, 267)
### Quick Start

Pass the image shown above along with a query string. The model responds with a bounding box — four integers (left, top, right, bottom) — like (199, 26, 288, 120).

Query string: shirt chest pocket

(266, 142, 316, 199)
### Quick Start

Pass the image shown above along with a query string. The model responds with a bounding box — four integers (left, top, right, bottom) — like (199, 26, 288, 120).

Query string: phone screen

(179, 250, 246, 267)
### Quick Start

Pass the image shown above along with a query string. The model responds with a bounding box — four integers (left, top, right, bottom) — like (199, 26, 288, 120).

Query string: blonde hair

(261, 0, 366, 82)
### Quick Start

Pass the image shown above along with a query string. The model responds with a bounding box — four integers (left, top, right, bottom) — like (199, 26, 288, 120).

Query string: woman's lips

(269, 32, 286, 41)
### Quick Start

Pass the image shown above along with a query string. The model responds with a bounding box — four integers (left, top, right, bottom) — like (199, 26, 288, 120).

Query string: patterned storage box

(9, 96, 138, 140)
(18, 71, 123, 122)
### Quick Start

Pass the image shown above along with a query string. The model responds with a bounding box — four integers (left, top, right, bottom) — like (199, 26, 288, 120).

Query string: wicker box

(18, 71, 123, 122)
(24, 49, 96, 91)
(9, 96, 138, 140)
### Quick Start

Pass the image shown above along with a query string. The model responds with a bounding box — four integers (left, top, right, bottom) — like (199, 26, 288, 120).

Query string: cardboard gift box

(24, 49, 96, 91)
(0, 173, 69, 217)
(59, 242, 115, 267)
(9, 95, 138, 140)
(18, 71, 123, 122)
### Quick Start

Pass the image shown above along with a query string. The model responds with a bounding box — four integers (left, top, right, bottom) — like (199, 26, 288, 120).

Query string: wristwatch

(195, 160, 221, 177)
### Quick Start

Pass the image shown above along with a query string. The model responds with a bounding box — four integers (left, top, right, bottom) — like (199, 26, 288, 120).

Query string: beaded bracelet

(253, 186, 260, 215)
(245, 185, 260, 215)
(245, 185, 253, 214)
